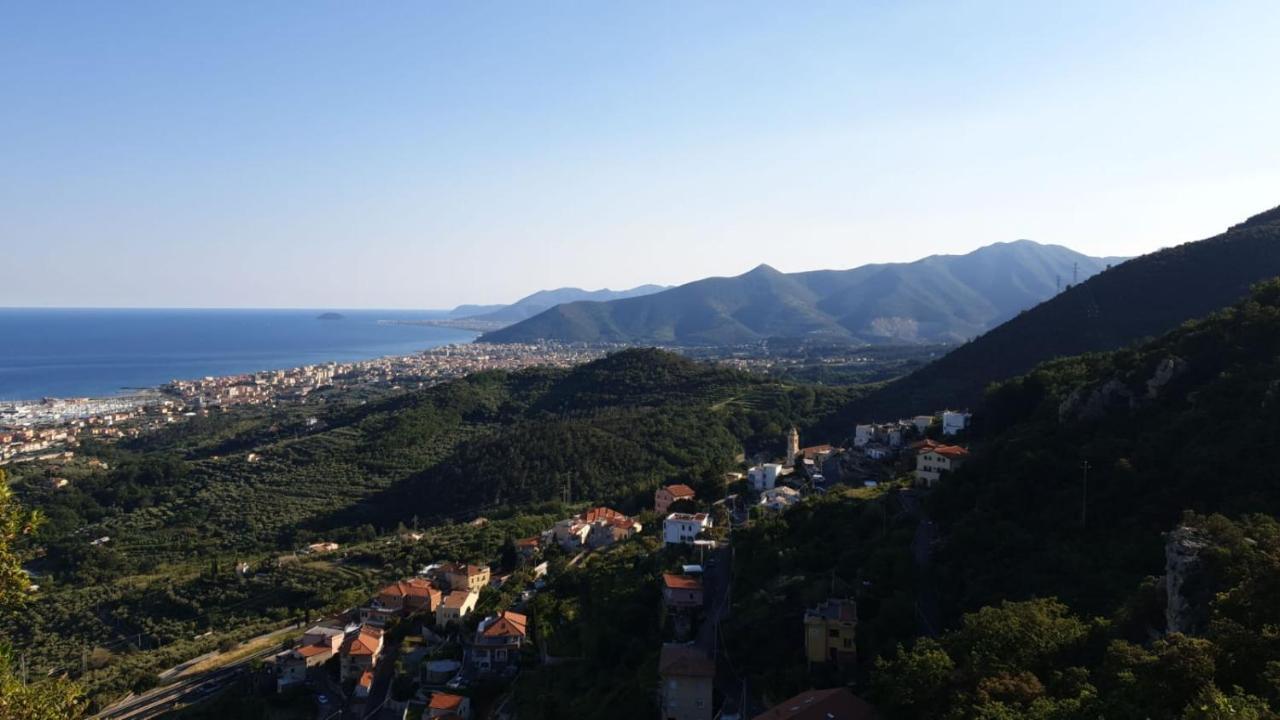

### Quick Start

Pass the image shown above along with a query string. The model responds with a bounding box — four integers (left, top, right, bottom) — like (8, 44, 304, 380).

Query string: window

(828, 629, 838, 638)
(843, 639, 853, 648)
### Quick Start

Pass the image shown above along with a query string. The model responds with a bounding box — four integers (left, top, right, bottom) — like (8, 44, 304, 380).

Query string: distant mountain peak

(482, 242, 1119, 346)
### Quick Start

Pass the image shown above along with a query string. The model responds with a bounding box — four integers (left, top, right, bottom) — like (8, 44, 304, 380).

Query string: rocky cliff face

(1058, 356, 1189, 424)
(1165, 525, 1210, 635)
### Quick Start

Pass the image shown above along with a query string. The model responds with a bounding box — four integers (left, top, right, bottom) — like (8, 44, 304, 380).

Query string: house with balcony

(913, 444, 969, 487)
(663, 512, 712, 545)
(470, 610, 528, 675)
(340, 625, 385, 682)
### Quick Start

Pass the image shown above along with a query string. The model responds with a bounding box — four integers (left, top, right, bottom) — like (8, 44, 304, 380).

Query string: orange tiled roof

(441, 591, 474, 609)
(582, 506, 631, 524)
(429, 692, 466, 710)
(357, 670, 374, 690)
(663, 573, 703, 591)
(344, 626, 383, 656)
(931, 445, 969, 459)
(297, 644, 330, 657)
(661, 484, 697, 499)
(659, 644, 715, 677)
(481, 610, 529, 639)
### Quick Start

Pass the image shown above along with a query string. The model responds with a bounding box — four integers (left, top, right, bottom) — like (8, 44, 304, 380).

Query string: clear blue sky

(3, 1, 1278, 309)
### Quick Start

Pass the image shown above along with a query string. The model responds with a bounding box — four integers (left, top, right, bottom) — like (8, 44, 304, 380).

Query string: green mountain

(840, 204, 1280, 420)
(480, 241, 1118, 345)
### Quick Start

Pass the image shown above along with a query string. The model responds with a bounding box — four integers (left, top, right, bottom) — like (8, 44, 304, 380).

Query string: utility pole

(1073, 262, 1079, 286)
(1080, 460, 1091, 527)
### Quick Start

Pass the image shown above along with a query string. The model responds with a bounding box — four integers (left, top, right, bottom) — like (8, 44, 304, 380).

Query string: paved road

(91, 647, 274, 720)
(897, 489, 941, 637)
(694, 544, 765, 720)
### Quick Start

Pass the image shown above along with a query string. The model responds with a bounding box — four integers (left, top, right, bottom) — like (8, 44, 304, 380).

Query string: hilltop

(839, 203, 1280, 420)
(480, 241, 1117, 346)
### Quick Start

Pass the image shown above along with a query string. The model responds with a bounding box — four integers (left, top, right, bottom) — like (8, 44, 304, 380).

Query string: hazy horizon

(1, 238, 1124, 311)
(4, 2, 1278, 309)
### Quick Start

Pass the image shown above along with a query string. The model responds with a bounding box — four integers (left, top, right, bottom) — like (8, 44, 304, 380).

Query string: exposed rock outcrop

(1165, 525, 1211, 635)
(1146, 356, 1188, 399)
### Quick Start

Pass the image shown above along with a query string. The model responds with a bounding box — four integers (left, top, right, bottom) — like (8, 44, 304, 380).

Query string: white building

(853, 424, 876, 447)
(663, 513, 712, 545)
(759, 486, 802, 513)
(942, 411, 972, 436)
(864, 443, 891, 461)
(747, 463, 781, 492)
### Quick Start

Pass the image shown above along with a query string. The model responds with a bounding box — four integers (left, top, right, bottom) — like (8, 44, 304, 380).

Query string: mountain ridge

(481, 241, 1121, 345)
(834, 203, 1280, 422)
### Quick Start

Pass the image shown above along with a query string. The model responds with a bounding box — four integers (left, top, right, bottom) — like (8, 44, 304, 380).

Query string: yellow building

(804, 598, 857, 665)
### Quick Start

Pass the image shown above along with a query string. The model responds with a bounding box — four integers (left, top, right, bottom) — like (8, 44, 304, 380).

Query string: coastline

(0, 308, 481, 403)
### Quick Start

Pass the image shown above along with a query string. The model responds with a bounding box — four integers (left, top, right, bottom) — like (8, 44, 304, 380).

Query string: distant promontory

(317, 312, 344, 320)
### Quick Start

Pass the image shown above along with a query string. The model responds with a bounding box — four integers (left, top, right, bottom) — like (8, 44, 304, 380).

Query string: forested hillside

(866, 278, 1280, 717)
(482, 241, 1115, 345)
(4, 349, 857, 708)
(839, 203, 1280, 421)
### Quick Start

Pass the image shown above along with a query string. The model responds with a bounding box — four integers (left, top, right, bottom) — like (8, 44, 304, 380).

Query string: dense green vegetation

(483, 241, 1113, 345)
(840, 203, 1280, 421)
(859, 278, 1280, 717)
(514, 537, 665, 720)
(875, 514, 1280, 719)
(0, 470, 88, 719)
(5, 349, 853, 708)
(726, 486, 918, 699)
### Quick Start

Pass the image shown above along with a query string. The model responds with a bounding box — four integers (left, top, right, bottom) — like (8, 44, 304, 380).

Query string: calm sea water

(0, 308, 476, 401)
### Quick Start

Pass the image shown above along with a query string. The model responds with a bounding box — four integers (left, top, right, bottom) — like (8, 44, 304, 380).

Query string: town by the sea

(0, 308, 476, 401)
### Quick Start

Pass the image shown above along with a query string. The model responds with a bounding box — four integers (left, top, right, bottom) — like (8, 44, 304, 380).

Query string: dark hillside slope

(841, 204, 1280, 420)
(930, 277, 1280, 617)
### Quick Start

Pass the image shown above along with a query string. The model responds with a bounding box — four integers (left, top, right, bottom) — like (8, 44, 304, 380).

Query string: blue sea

(0, 308, 477, 401)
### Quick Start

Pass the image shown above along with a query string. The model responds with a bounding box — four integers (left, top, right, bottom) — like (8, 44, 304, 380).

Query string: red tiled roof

(751, 688, 878, 720)
(429, 692, 466, 710)
(931, 445, 969, 459)
(343, 626, 383, 656)
(659, 644, 715, 677)
(481, 610, 529, 639)
(582, 506, 631, 524)
(663, 573, 703, 591)
(441, 591, 475, 609)
(297, 644, 330, 657)
(357, 670, 374, 690)
(661, 484, 697, 499)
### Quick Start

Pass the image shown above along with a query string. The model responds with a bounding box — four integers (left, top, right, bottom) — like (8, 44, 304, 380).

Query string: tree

(0, 472, 87, 719)
(0, 472, 41, 607)
(501, 536, 518, 572)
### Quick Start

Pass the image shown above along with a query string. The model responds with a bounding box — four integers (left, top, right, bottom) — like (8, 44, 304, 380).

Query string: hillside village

(234, 408, 973, 720)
